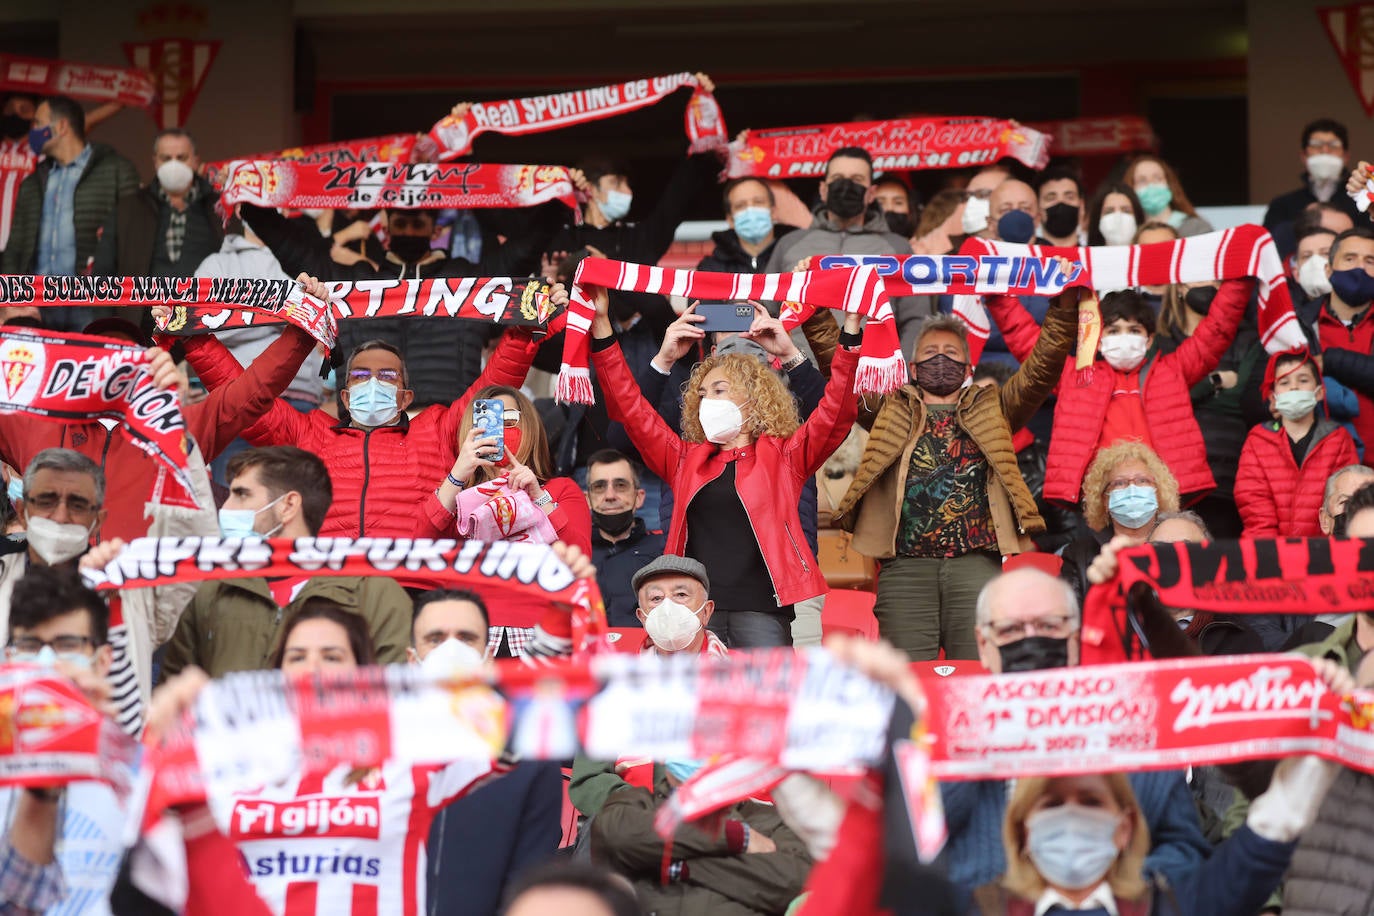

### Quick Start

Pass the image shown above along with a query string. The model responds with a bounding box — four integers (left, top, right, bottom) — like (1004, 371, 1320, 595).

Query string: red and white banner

(203, 134, 416, 188)
(0, 665, 137, 792)
(425, 72, 725, 160)
(122, 38, 220, 129)
(727, 116, 1051, 179)
(951, 226, 1304, 361)
(0, 54, 156, 108)
(218, 159, 579, 215)
(1319, 4, 1374, 118)
(1028, 115, 1157, 157)
(0, 328, 196, 502)
(924, 654, 1374, 780)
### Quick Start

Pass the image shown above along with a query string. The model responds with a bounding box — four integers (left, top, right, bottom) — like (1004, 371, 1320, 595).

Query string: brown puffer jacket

(833, 291, 1077, 558)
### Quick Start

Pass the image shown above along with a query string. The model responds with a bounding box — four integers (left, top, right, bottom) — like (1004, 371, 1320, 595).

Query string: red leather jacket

(591, 340, 859, 607)
(187, 328, 540, 537)
(988, 279, 1251, 507)
(1235, 418, 1358, 537)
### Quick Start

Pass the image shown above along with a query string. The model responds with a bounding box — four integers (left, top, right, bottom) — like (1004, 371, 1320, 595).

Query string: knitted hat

(1261, 346, 1319, 399)
(631, 555, 711, 596)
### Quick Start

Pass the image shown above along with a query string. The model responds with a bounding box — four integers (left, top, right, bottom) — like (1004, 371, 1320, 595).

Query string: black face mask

(1333, 511, 1349, 538)
(826, 178, 868, 220)
(592, 508, 636, 536)
(1184, 286, 1217, 316)
(0, 114, 29, 140)
(997, 635, 1069, 673)
(885, 211, 914, 238)
(1042, 202, 1080, 240)
(388, 234, 432, 264)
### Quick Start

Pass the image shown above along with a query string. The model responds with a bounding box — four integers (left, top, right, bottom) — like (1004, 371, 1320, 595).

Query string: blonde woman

(1061, 442, 1180, 601)
(589, 290, 862, 647)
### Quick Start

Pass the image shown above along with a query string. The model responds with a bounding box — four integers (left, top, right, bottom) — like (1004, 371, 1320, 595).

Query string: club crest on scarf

(0, 339, 40, 400)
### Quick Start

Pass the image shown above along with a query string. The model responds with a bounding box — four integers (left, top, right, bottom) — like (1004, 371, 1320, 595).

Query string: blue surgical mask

(1107, 484, 1158, 530)
(218, 494, 284, 540)
(1136, 182, 1173, 217)
(665, 758, 706, 783)
(732, 206, 773, 245)
(20, 645, 92, 670)
(599, 189, 632, 222)
(27, 124, 52, 157)
(347, 377, 400, 428)
(7, 477, 21, 505)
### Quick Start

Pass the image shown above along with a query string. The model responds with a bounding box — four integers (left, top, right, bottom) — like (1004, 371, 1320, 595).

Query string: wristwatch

(533, 491, 555, 508)
(780, 352, 807, 371)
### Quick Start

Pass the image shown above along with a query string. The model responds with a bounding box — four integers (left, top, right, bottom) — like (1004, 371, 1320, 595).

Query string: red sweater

(1234, 418, 1358, 537)
(988, 280, 1251, 507)
(187, 329, 541, 538)
(0, 327, 315, 541)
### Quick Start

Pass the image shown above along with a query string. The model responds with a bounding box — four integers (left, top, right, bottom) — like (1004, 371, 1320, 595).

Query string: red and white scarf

(561, 257, 901, 403)
(218, 160, 579, 216)
(425, 73, 725, 160)
(727, 116, 1050, 179)
(0, 54, 155, 107)
(0, 328, 196, 502)
(950, 225, 1303, 363)
(1027, 115, 1156, 157)
(203, 73, 726, 183)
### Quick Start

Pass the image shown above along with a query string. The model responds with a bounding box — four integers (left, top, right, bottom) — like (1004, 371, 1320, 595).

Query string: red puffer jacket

(0, 327, 315, 541)
(591, 340, 859, 607)
(1234, 418, 1358, 537)
(988, 279, 1251, 507)
(187, 329, 541, 537)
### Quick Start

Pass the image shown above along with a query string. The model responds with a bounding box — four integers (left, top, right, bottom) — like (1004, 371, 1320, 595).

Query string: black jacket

(695, 224, 795, 274)
(593, 517, 668, 627)
(242, 202, 559, 408)
(1264, 177, 1364, 261)
(93, 175, 224, 278)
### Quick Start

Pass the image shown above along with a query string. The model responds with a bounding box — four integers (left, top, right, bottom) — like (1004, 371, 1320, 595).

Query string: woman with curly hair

(1061, 441, 1181, 600)
(587, 290, 862, 647)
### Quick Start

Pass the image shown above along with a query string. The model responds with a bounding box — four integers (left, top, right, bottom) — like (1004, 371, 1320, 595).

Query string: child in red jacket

(1234, 347, 1358, 537)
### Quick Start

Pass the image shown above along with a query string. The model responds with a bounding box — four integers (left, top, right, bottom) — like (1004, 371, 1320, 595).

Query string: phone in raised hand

(472, 398, 505, 463)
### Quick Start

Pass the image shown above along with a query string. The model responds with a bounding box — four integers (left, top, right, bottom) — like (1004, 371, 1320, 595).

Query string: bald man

(982, 179, 1038, 243)
(943, 565, 1210, 902)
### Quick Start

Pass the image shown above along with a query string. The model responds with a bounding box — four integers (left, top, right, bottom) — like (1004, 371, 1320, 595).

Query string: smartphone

(696, 302, 755, 333)
(472, 398, 505, 464)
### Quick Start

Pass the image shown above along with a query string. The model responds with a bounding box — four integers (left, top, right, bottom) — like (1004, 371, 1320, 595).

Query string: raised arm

(983, 294, 1042, 363)
(999, 287, 1079, 430)
(1171, 278, 1253, 387)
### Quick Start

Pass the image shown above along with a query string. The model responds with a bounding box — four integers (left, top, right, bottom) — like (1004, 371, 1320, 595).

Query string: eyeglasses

(347, 368, 401, 385)
(7, 635, 94, 656)
(589, 479, 634, 494)
(24, 492, 99, 518)
(1307, 139, 1345, 153)
(1106, 475, 1155, 492)
(983, 616, 1072, 645)
(502, 410, 521, 428)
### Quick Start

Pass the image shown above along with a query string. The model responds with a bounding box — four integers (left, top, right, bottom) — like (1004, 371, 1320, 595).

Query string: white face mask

(25, 514, 94, 565)
(698, 397, 745, 445)
(419, 637, 485, 677)
(1307, 153, 1345, 184)
(1297, 253, 1333, 299)
(961, 195, 991, 234)
(156, 159, 195, 194)
(1098, 334, 1149, 371)
(643, 598, 704, 652)
(1098, 211, 1138, 246)
(1024, 804, 1123, 891)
